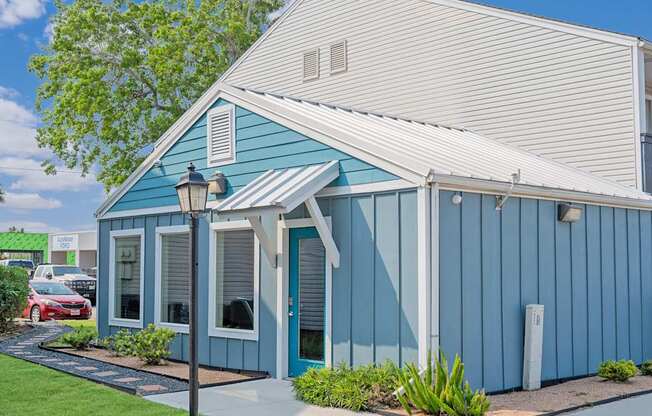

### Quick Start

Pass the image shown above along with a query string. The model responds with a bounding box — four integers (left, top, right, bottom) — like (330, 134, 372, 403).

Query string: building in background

(0, 232, 48, 264)
(48, 230, 97, 276)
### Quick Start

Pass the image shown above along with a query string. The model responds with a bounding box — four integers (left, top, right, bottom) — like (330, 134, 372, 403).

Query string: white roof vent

(303, 48, 320, 81)
(330, 40, 347, 74)
(206, 104, 235, 167)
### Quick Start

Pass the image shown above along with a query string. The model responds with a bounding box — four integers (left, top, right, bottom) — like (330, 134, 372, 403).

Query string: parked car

(32, 264, 96, 305)
(22, 281, 92, 323)
(0, 259, 35, 277)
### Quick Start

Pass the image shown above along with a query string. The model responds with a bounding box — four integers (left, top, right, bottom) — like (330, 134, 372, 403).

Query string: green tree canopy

(30, 0, 283, 191)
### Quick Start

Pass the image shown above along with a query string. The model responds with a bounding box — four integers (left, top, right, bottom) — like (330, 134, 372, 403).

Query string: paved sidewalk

(146, 378, 373, 416)
(0, 322, 187, 395)
(564, 392, 652, 415)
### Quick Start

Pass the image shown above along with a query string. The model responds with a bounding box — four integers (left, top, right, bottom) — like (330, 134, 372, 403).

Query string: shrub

(396, 351, 490, 416)
(0, 266, 29, 333)
(597, 360, 638, 382)
(641, 360, 652, 376)
(60, 327, 98, 350)
(293, 361, 401, 411)
(132, 324, 176, 365)
(101, 329, 135, 356)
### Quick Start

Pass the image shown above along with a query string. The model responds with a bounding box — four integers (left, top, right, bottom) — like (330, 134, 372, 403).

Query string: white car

(32, 264, 96, 305)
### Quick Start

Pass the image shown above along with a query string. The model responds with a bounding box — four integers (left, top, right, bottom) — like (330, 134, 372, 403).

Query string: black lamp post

(175, 162, 208, 416)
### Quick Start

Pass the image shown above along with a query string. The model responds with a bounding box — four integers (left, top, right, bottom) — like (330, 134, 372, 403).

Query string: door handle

(289, 311, 294, 317)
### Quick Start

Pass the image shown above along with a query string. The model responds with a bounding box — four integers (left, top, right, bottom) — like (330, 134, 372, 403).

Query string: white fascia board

(430, 0, 640, 47)
(433, 175, 652, 210)
(633, 46, 646, 190)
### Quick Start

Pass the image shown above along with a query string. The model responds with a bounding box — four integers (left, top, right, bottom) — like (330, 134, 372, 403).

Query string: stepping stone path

(0, 322, 187, 396)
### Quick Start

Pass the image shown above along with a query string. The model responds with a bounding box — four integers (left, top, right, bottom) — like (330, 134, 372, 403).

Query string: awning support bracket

(246, 216, 277, 268)
(305, 196, 341, 268)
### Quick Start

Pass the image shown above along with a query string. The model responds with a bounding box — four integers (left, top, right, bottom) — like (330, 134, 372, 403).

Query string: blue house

(96, 0, 652, 392)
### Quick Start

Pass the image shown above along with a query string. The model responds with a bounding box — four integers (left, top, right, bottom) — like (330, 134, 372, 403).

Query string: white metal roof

(232, 87, 652, 202)
(215, 160, 340, 216)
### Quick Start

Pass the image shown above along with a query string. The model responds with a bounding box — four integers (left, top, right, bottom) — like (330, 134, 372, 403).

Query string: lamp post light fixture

(175, 162, 208, 416)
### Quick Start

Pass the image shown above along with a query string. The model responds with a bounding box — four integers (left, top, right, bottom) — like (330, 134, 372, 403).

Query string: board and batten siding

(109, 99, 397, 213)
(98, 188, 419, 375)
(226, 0, 638, 186)
(439, 190, 652, 393)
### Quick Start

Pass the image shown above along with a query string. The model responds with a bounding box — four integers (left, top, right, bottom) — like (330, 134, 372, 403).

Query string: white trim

(246, 216, 277, 266)
(108, 229, 145, 329)
(276, 217, 333, 379)
(430, 185, 440, 356)
(428, 0, 639, 47)
(95, 220, 101, 327)
(305, 196, 340, 268)
(154, 225, 190, 334)
(634, 46, 646, 190)
(98, 201, 223, 220)
(417, 187, 431, 367)
(207, 220, 260, 341)
(315, 179, 415, 197)
(206, 104, 236, 168)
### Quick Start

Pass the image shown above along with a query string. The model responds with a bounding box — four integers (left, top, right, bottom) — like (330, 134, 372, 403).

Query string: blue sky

(0, 0, 651, 233)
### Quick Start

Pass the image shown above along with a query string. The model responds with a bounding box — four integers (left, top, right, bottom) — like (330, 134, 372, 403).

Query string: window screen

(214, 230, 255, 331)
(113, 236, 141, 320)
(160, 232, 190, 325)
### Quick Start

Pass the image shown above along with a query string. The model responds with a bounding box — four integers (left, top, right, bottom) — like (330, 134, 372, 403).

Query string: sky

(0, 0, 651, 234)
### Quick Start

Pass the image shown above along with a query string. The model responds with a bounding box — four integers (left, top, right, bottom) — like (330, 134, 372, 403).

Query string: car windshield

(52, 266, 82, 276)
(31, 282, 75, 295)
(8, 260, 33, 268)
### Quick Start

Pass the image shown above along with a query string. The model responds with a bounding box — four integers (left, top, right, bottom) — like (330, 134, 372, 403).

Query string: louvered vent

(303, 48, 319, 81)
(206, 105, 235, 167)
(330, 40, 347, 74)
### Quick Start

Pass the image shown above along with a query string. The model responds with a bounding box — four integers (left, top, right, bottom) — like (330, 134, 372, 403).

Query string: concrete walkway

(146, 378, 375, 416)
(563, 392, 652, 415)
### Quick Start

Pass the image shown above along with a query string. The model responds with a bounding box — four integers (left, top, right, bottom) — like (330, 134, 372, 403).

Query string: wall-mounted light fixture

(207, 171, 226, 196)
(558, 203, 582, 223)
(451, 193, 463, 205)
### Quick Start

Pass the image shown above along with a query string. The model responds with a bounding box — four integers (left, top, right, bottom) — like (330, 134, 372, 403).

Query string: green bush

(597, 360, 638, 382)
(60, 327, 98, 350)
(396, 351, 490, 416)
(641, 360, 652, 376)
(132, 324, 176, 365)
(101, 329, 135, 356)
(292, 361, 401, 411)
(0, 266, 29, 333)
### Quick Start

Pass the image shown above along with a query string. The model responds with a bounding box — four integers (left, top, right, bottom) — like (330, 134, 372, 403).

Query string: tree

(7, 227, 25, 233)
(30, 0, 283, 191)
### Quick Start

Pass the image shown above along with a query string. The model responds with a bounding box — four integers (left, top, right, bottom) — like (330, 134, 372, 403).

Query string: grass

(58, 319, 97, 330)
(0, 354, 186, 415)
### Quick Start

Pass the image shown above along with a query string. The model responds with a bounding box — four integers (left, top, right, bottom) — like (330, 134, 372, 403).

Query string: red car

(23, 281, 92, 323)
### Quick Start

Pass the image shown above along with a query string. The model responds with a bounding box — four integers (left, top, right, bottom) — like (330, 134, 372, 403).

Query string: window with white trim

(207, 104, 235, 167)
(208, 222, 259, 340)
(109, 229, 144, 328)
(155, 225, 190, 331)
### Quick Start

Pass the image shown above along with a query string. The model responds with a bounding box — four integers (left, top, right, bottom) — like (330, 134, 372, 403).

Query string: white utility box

(522, 304, 544, 390)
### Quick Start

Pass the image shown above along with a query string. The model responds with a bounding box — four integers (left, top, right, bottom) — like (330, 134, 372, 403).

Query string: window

(646, 98, 652, 134)
(206, 104, 235, 167)
(208, 221, 259, 340)
(52, 266, 82, 275)
(155, 225, 190, 332)
(109, 229, 144, 328)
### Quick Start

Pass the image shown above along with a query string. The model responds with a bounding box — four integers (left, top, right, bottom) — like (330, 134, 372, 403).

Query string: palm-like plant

(396, 351, 490, 416)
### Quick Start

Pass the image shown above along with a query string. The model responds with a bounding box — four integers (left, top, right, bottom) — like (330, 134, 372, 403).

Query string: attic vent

(206, 104, 235, 167)
(303, 48, 320, 81)
(330, 40, 347, 74)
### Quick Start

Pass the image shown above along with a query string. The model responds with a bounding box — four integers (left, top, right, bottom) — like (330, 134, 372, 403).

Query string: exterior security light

(558, 203, 582, 223)
(451, 193, 463, 205)
(207, 171, 227, 195)
(175, 163, 208, 214)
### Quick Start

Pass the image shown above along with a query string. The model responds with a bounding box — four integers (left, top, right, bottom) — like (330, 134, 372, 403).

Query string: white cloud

(0, 157, 97, 192)
(2, 192, 62, 210)
(0, 86, 18, 98)
(0, 220, 62, 233)
(0, 95, 47, 158)
(0, 0, 46, 29)
(43, 20, 54, 43)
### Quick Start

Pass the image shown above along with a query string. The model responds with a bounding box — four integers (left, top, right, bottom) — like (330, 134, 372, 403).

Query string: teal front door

(288, 226, 326, 377)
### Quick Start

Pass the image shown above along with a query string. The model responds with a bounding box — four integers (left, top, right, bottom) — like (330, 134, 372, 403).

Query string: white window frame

(154, 224, 191, 334)
(208, 220, 260, 341)
(108, 228, 145, 329)
(206, 104, 236, 168)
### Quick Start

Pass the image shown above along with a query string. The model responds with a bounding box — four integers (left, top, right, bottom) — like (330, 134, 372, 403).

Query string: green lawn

(58, 319, 97, 330)
(0, 354, 187, 416)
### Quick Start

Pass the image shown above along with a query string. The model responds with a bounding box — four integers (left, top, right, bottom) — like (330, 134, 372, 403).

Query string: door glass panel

(298, 237, 325, 361)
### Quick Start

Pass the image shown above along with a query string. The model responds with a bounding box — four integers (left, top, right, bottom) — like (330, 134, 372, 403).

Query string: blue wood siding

(109, 99, 397, 212)
(98, 188, 418, 374)
(439, 190, 652, 392)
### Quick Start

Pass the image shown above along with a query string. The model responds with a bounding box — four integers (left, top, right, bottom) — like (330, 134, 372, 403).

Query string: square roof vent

(330, 40, 347, 74)
(303, 48, 319, 81)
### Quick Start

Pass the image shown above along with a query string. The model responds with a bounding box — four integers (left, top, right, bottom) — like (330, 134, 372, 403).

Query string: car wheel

(30, 306, 41, 323)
